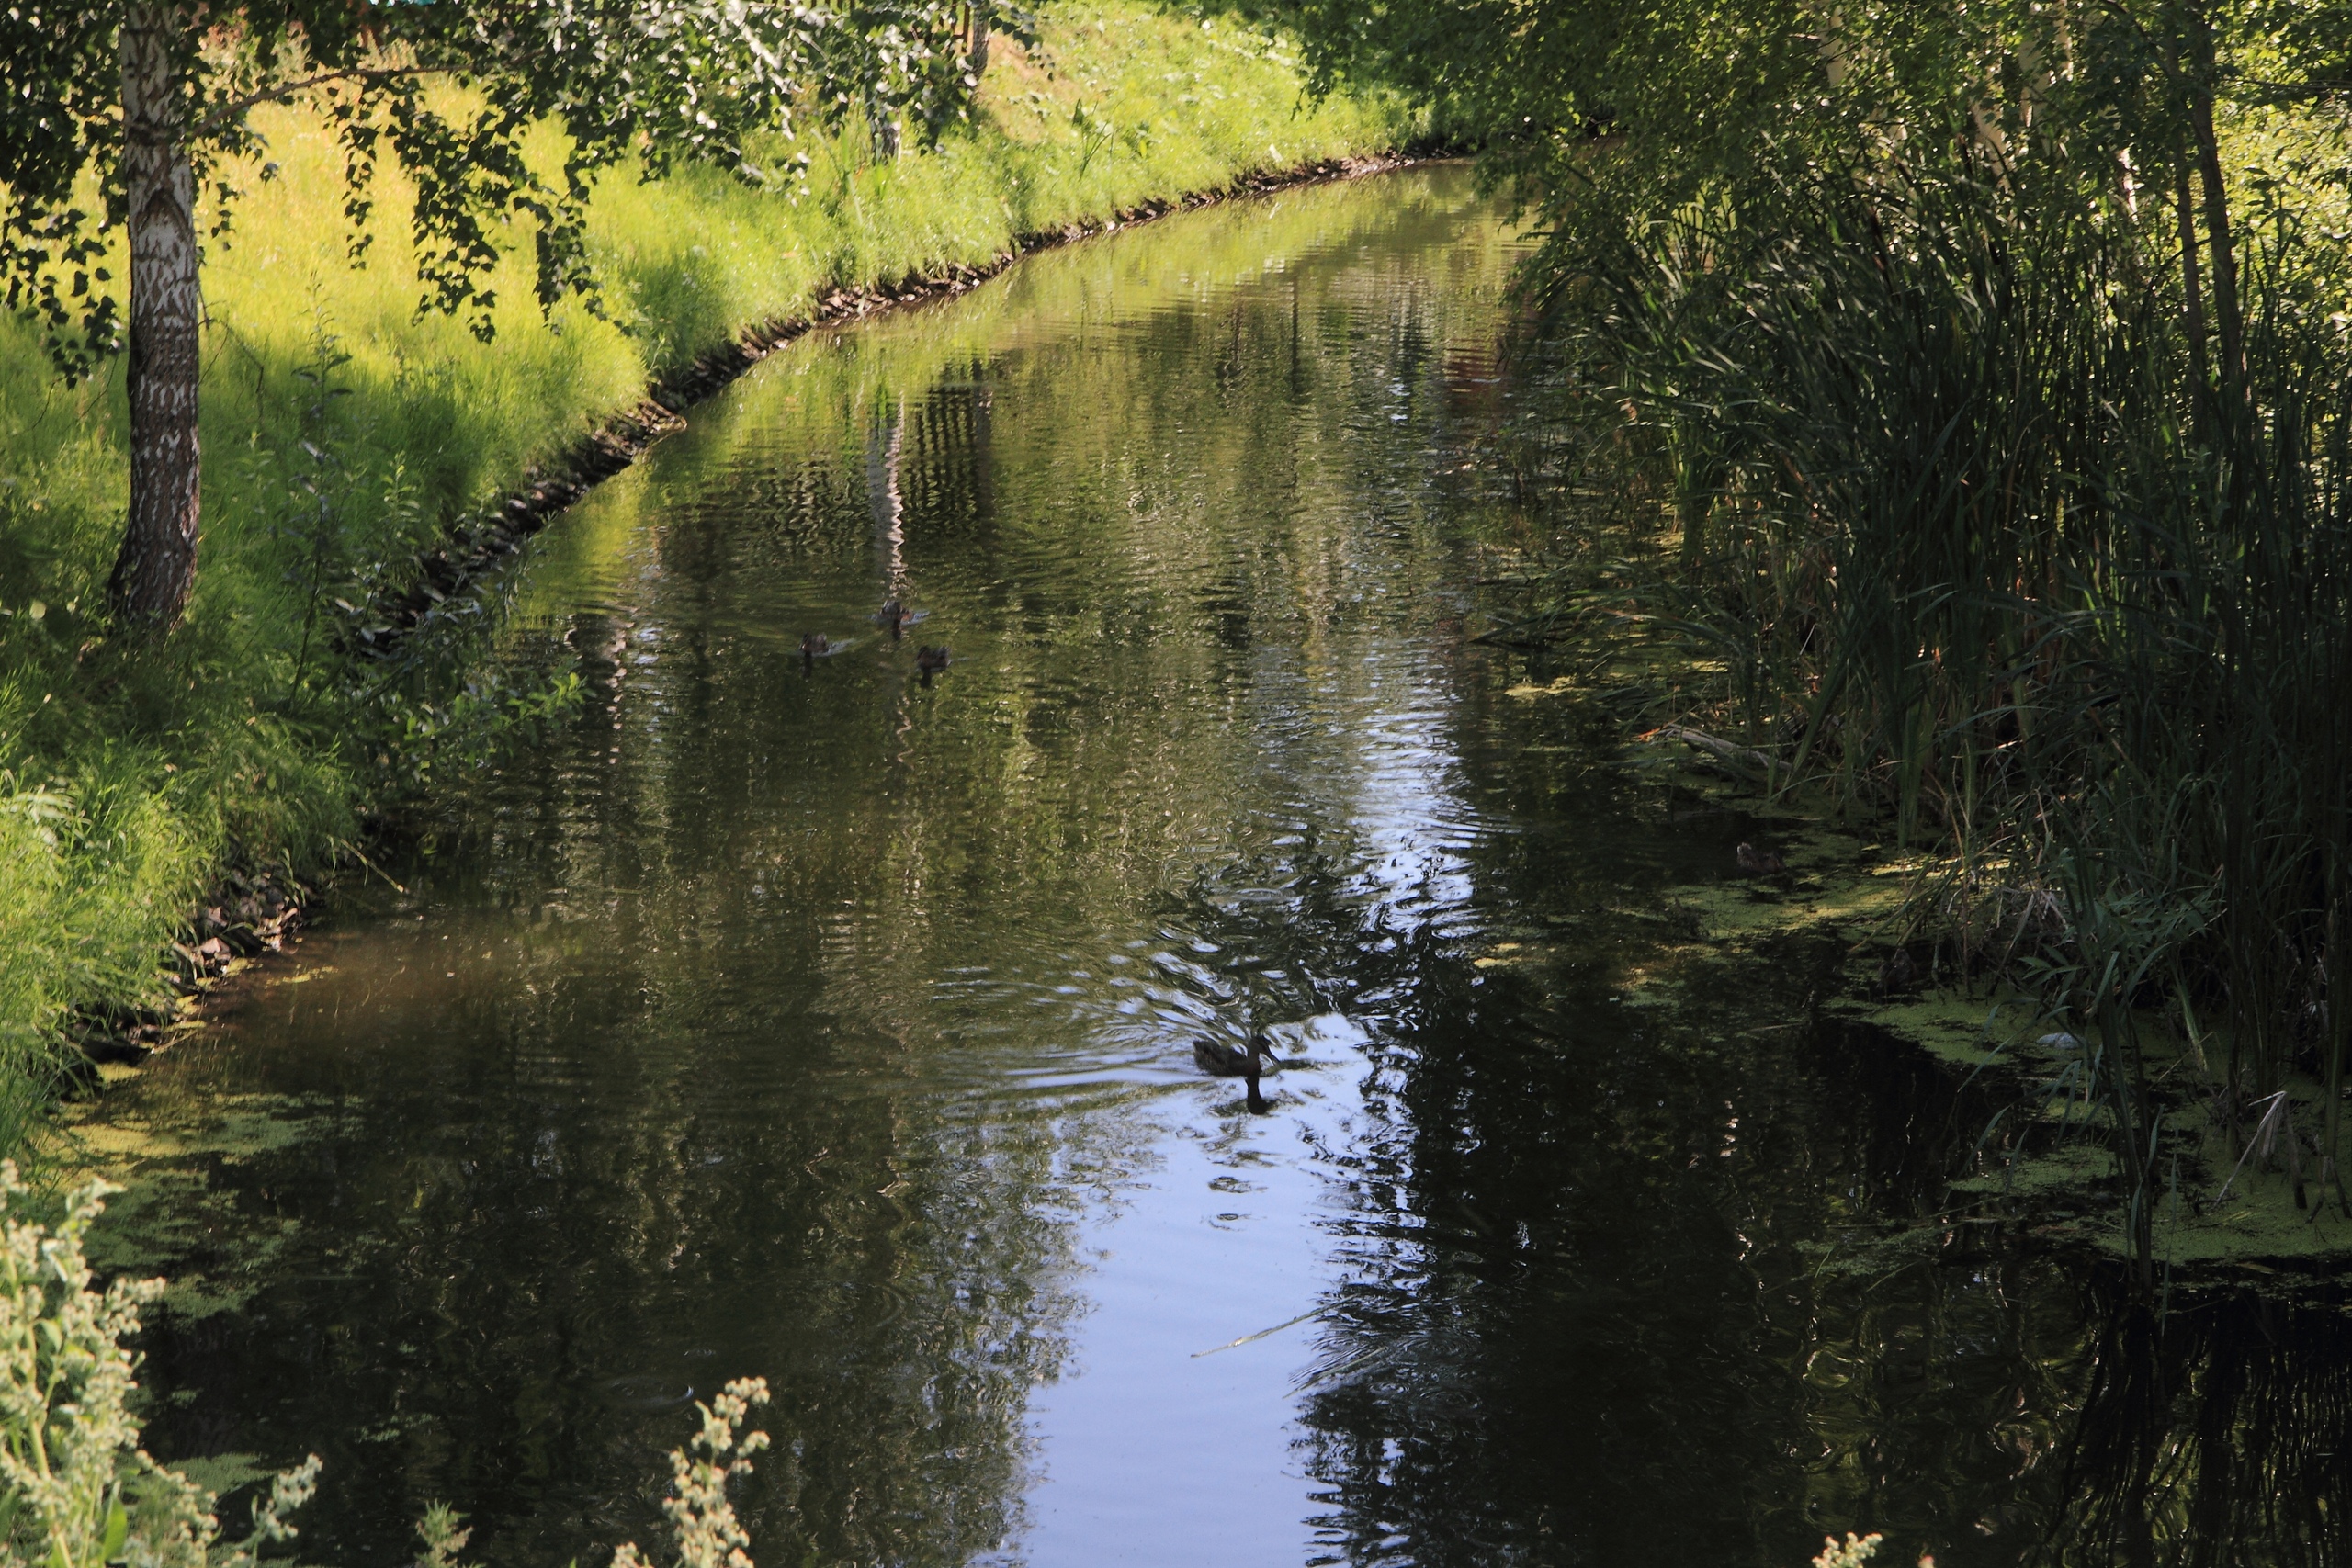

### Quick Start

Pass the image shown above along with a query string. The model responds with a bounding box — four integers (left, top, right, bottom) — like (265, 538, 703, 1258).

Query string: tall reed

(1510, 68, 2352, 1280)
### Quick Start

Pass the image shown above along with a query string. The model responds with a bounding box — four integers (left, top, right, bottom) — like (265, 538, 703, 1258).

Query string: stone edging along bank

(83, 150, 1433, 1068)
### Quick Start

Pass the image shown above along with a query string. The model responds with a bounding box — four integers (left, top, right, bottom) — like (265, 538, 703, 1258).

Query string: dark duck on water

(1194, 1033, 1277, 1114)
(916, 645, 950, 685)
(876, 600, 930, 640)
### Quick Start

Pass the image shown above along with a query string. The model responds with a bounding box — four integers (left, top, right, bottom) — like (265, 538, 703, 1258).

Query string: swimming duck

(915, 645, 950, 684)
(1194, 1043, 1250, 1081)
(875, 600, 930, 640)
(1194, 1034, 1277, 1113)
(1735, 841, 1786, 875)
(801, 632, 830, 670)
(1193, 1036, 1268, 1076)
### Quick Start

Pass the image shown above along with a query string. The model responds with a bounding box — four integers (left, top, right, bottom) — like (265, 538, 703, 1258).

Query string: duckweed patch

(64, 1087, 342, 1319)
(1831, 989, 2054, 1071)
(1515, 747, 2352, 1274)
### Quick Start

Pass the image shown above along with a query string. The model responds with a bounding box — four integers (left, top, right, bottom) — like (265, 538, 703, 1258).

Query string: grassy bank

(0, 0, 1414, 1145)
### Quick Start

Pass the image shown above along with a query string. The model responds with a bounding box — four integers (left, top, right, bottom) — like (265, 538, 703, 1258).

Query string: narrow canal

(80, 165, 2351, 1568)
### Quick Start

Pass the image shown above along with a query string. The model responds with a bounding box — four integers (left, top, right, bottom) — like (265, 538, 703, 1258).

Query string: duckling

(1734, 841, 1786, 875)
(800, 632, 829, 671)
(915, 645, 950, 685)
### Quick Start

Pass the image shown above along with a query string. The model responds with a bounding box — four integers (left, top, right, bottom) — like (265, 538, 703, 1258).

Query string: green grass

(0, 0, 1417, 1151)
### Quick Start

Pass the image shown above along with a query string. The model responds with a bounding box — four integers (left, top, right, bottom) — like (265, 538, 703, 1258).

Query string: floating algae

(1839, 979, 2352, 1268)
(1560, 740, 2352, 1276)
(62, 1079, 345, 1321)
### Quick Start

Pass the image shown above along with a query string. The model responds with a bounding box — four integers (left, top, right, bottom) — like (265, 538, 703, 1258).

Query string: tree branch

(2094, 0, 2185, 90)
(194, 63, 445, 141)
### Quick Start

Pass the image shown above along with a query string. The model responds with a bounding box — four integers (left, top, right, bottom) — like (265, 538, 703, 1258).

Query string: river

(78, 164, 2352, 1568)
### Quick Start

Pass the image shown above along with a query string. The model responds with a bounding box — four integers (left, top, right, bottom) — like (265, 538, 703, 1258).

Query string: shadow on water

(64, 164, 2352, 1568)
(2030, 1293, 2352, 1568)
(1277, 850, 2352, 1564)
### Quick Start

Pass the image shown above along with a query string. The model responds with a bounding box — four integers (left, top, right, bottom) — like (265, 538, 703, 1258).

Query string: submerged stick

(1643, 724, 1776, 783)
(1191, 1308, 1322, 1359)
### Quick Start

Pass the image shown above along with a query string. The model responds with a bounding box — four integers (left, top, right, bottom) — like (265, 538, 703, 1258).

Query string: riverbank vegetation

(1250, 0, 2352, 1280)
(0, 1156, 770, 1568)
(0, 0, 1412, 1152)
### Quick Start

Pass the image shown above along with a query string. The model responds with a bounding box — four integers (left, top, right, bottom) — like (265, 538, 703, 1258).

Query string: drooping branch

(192, 62, 444, 142)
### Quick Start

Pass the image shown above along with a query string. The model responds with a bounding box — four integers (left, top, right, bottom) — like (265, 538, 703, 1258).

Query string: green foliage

(0, 0, 992, 378)
(413, 1504, 472, 1568)
(611, 1382, 772, 1568)
(406, 1382, 774, 1568)
(1811, 1535, 1883, 1568)
(0, 1160, 319, 1568)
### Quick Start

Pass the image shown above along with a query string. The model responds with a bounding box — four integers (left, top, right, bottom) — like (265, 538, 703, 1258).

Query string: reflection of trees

(111, 167, 1533, 1568)
(2034, 1294, 2352, 1568)
(1292, 952, 1798, 1562)
(1278, 684, 2352, 1565)
(1273, 649, 2094, 1566)
(533, 168, 1531, 1032)
(130, 938, 1087, 1568)
(866, 395, 908, 599)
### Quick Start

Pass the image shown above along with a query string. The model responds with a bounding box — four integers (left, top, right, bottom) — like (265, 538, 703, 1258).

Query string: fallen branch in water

(1642, 724, 1777, 780)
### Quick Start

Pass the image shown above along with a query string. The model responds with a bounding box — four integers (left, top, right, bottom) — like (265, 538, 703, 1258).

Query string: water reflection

(2032, 1295, 2352, 1567)
(73, 164, 2352, 1568)
(88, 168, 1538, 1567)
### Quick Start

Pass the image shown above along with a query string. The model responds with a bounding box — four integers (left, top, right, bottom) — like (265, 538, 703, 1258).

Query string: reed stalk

(1502, 29, 2352, 1279)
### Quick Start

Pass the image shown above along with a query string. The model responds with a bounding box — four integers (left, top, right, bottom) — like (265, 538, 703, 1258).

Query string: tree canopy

(2, 1, 979, 379)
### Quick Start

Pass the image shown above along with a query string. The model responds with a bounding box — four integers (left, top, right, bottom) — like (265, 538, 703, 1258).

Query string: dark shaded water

(82, 167, 2352, 1567)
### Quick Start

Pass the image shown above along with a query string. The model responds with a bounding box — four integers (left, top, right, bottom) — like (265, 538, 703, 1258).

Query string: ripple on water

(592, 1374, 697, 1413)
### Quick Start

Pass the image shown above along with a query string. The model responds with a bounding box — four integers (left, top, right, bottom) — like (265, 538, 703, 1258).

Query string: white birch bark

(108, 3, 203, 627)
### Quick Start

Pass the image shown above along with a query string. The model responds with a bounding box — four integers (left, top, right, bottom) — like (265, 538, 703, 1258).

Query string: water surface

(82, 165, 2352, 1568)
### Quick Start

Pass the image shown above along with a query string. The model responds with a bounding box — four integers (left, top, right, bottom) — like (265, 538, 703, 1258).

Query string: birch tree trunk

(2173, 156, 2210, 428)
(966, 2, 991, 80)
(107, 4, 203, 629)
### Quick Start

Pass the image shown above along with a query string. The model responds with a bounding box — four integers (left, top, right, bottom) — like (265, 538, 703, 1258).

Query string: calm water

(85, 166, 2352, 1568)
